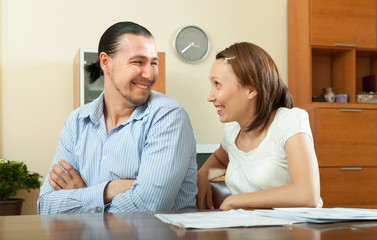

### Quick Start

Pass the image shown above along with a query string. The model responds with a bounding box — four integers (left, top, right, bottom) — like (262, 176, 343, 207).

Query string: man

(38, 22, 197, 214)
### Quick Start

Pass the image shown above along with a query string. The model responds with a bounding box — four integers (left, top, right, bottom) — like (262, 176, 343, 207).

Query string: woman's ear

(99, 52, 110, 74)
(248, 87, 257, 99)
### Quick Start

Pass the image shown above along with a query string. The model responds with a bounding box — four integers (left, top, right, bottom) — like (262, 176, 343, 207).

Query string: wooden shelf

(312, 47, 355, 102)
(311, 102, 377, 109)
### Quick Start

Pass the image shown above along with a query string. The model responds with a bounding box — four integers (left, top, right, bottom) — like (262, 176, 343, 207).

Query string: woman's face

(208, 59, 255, 124)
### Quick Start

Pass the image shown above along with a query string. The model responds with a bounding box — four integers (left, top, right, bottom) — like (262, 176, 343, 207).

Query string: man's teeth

(135, 83, 148, 89)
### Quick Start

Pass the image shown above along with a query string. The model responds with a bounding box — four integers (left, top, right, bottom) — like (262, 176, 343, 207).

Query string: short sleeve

(275, 108, 313, 146)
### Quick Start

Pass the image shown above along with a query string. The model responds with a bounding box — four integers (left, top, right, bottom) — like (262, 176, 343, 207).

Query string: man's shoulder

(69, 102, 93, 119)
(147, 91, 183, 111)
(65, 99, 99, 125)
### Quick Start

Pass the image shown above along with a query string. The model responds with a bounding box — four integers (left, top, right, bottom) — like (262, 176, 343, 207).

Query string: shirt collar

(78, 92, 104, 124)
(78, 92, 152, 125)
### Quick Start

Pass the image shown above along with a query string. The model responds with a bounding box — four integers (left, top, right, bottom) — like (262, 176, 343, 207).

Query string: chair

(210, 177, 231, 209)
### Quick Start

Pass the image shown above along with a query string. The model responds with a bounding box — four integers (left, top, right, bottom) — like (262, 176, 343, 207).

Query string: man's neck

(103, 93, 136, 134)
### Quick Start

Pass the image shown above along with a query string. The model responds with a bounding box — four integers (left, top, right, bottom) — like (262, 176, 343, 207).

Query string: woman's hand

(196, 147, 229, 209)
(196, 172, 214, 209)
(219, 195, 235, 210)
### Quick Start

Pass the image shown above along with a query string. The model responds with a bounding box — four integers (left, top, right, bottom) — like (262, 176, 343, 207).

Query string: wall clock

(173, 26, 210, 63)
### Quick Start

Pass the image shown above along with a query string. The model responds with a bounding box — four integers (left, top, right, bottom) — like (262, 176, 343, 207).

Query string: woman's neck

(236, 110, 277, 152)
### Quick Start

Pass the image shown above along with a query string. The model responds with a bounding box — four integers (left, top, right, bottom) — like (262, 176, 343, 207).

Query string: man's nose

(141, 65, 155, 80)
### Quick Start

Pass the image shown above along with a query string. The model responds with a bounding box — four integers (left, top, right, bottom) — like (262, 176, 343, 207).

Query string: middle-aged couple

(38, 21, 322, 215)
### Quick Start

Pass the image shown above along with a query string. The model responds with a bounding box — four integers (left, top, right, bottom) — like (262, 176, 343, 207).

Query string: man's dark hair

(85, 21, 153, 83)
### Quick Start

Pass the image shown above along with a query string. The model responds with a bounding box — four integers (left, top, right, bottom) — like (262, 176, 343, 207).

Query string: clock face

(173, 26, 209, 63)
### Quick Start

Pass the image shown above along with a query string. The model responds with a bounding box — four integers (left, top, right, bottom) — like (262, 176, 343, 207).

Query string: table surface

(1, 211, 377, 240)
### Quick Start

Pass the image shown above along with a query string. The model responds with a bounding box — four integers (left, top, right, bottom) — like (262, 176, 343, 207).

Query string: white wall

(0, 0, 287, 214)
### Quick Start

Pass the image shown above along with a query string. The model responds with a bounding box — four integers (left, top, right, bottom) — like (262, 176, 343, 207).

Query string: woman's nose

(207, 89, 215, 102)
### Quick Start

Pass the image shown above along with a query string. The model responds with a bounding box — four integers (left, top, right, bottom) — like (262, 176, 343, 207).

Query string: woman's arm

(196, 145, 229, 209)
(220, 132, 321, 210)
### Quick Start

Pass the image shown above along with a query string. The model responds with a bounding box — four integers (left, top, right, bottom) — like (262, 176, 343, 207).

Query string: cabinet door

(315, 108, 377, 166)
(311, 0, 377, 48)
(320, 167, 377, 206)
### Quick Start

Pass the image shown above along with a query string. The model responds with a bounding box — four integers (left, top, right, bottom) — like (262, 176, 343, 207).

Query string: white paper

(254, 208, 377, 223)
(155, 209, 298, 229)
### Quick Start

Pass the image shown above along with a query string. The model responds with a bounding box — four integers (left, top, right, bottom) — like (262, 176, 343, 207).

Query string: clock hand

(192, 43, 200, 48)
(181, 42, 194, 53)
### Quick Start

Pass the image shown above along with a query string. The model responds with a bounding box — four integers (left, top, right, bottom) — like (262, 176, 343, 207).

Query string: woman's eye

(215, 81, 221, 87)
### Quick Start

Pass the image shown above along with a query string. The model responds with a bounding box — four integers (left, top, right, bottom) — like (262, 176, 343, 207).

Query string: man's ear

(99, 52, 110, 74)
(248, 87, 257, 99)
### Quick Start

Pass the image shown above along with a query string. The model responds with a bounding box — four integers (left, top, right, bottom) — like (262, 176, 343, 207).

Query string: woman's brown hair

(216, 42, 293, 132)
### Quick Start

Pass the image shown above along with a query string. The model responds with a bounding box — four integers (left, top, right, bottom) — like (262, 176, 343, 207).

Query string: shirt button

(103, 156, 107, 160)
(96, 207, 102, 212)
(90, 209, 95, 213)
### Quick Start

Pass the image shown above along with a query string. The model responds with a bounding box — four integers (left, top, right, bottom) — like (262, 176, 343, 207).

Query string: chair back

(210, 181, 231, 209)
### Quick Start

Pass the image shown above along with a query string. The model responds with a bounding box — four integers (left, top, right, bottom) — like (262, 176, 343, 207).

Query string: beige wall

(0, 0, 288, 214)
(0, 0, 2, 156)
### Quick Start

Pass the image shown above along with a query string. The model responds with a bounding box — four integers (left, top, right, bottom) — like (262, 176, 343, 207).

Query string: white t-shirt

(221, 107, 313, 194)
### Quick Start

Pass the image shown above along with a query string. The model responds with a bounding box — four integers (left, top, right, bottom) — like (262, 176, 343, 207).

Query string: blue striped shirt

(38, 91, 198, 214)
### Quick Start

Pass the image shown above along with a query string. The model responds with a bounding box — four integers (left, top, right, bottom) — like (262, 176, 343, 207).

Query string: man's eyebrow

(130, 55, 160, 61)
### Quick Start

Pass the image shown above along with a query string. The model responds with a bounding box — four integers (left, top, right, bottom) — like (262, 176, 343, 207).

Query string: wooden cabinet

(311, 0, 377, 49)
(73, 49, 166, 108)
(289, 0, 377, 105)
(313, 104, 377, 206)
(288, 0, 377, 207)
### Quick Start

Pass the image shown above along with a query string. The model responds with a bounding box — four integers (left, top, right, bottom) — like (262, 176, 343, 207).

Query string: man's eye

(132, 61, 142, 65)
(151, 62, 158, 66)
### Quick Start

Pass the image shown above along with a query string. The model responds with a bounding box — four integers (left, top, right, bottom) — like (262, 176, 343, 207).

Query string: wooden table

(1, 211, 377, 240)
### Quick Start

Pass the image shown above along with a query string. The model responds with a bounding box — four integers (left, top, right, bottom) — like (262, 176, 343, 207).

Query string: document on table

(253, 208, 377, 223)
(155, 209, 299, 229)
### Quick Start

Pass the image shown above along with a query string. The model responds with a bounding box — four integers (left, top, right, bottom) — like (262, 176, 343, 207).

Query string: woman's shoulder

(275, 107, 309, 123)
(273, 107, 312, 141)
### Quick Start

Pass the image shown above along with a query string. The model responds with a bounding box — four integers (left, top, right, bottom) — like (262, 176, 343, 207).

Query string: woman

(196, 42, 322, 210)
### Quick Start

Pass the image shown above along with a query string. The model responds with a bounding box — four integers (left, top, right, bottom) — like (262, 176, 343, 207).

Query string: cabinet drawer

(315, 108, 377, 166)
(320, 167, 377, 206)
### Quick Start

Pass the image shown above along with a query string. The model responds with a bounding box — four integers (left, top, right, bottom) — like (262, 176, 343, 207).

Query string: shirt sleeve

(276, 108, 313, 146)
(37, 114, 108, 214)
(106, 107, 197, 212)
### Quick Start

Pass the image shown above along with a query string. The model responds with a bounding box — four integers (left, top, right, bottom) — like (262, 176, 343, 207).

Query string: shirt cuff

(81, 181, 109, 213)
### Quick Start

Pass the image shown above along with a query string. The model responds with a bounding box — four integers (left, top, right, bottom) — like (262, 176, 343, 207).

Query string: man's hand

(104, 179, 136, 204)
(48, 160, 87, 191)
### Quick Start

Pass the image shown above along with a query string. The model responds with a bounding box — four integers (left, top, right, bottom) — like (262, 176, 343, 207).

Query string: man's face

(102, 34, 159, 107)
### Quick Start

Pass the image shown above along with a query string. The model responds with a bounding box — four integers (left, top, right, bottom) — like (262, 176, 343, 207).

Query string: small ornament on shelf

(335, 94, 348, 103)
(320, 88, 335, 102)
(356, 92, 377, 104)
